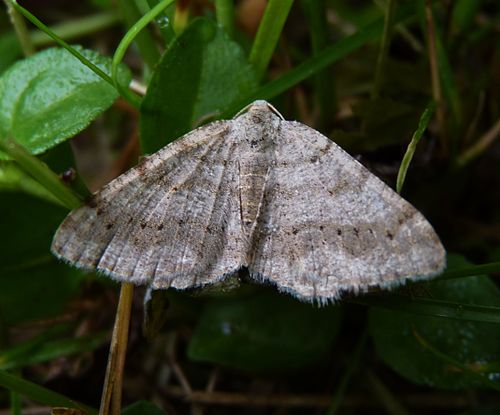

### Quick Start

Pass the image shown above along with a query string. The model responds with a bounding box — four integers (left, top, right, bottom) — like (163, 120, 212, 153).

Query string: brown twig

(457, 117, 500, 166)
(425, 0, 447, 153)
(165, 386, 481, 409)
(99, 283, 134, 415)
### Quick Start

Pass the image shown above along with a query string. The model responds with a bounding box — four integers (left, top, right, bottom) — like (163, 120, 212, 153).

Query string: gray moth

(51, 101, 446, 303)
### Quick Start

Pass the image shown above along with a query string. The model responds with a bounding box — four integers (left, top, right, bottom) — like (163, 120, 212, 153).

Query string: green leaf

(0, 327, 107, 370)
(188, 288, 341, 372)
(0, 46, 131, 160)
(0, 192, 83, 325)
(0, 369, 96, 414)
(140, 17, 258, 154)
(369, 254, 500, 390)
(0, 33, 22, 75)
(0, 133, 85, 206)
(396, 102, 436, 193)
(122, 401, 167, 415)
(219, 1, 419, 119)
(358, 295, 500, 325)
(0, 161, 62, 205)
(451, 0, 481, 35)
(248, 0, 294, 80)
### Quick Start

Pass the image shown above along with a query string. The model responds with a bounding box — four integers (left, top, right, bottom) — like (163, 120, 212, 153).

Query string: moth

(52, 101, 446, 302)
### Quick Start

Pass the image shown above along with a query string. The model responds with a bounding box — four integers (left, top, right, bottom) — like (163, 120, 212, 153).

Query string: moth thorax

(238, 135, 274, 236)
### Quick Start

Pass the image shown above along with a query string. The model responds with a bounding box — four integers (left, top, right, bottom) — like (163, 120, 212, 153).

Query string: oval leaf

(369, 254, 500, 390)
(0, 46, 131, 160)
(188, 288, 341, 372)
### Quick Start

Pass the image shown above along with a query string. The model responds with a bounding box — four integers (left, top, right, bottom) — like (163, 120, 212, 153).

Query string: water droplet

(221, 322, 232, 335)
(156, 16, 170, 30)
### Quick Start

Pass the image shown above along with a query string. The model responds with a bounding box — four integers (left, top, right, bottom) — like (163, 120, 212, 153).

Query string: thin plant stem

(438, 260, 500, 281)
(249, 0, 294, 81)
(10, 390, 21, 415)
(11, 1, 114, 86)
(457, 117, 500, 166)
(412, 327, 500, 391)
(112, 0, 175, 107)
(4, 0, 34, 55)
(10, 1, 141, 109)
(425, 0, 447, 153)
(0, 369, 97, 414)
(366, 370, 411, 415)
(145, 0, 176, 44)
(326, 329, 368, 415)
(0, 139, 82, 210)
(374, 0, 423, 53)
(396, 102, 436, 193)
(215, 0, 235, 37)
(371, 0, 397, 99)
(353, 295, 500, 324)
(301, 0, 334, 128)
(117, 0, 160, 70)
(221, 2, 418, 118)
(99, 282, 134, 415)
(30, 11, 119, 47)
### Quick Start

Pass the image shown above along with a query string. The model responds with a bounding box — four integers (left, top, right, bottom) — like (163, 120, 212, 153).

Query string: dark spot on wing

(386, 231, 394, 240)
(402, 207, 416, 220)
(106, 223, 113, 230)
(337, 229, 342, 236)
(353, 227, 359, 237)
(136, 159, 148, 176)
(319, 140, 333, 155)
(158, 224, 164, 230)
(140, 222, 147, 229)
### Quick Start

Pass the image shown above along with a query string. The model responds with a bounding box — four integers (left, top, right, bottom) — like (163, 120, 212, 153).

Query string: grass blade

(356, 295, 500, 324)
(222, 2, 417, 118)
(396, 102, 436, 193)
(248, 0, 294, 80)
(0, 369, 97, 414)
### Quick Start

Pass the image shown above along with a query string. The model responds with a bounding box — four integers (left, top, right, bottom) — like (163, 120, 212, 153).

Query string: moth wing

(249, 121, 446, 302)
(52, 122, 244, 289)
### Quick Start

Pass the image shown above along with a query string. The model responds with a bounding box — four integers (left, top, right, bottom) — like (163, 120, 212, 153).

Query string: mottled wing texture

(52, 122, 244, 290)
(248, 121, 446, 302)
